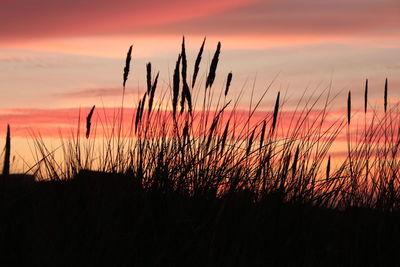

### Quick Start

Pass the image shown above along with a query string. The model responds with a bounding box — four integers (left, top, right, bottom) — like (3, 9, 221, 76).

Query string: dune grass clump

(11, 38, 398, 212)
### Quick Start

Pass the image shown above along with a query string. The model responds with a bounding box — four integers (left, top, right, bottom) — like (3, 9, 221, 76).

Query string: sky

(1, 0, 400, 167)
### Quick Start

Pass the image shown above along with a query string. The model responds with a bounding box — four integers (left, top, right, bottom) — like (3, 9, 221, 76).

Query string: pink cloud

(0, 107, 135, 138)
(0, 0, 258, 43)
(132, 0, 400, 37)
(0, 105, 395, 161)
(54, 88, 140, 98)
(3, 0, 398, 44)
(0, 106, 346, 138)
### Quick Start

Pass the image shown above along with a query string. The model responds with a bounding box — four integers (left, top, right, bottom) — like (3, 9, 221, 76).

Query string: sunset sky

(1, 0, 400, 166)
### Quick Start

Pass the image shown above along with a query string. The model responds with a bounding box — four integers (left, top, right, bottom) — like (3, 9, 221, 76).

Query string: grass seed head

(272, 91, 280, 133)
(384, 78, 388, 113)
(206, 42, 221, 89)
(347, 91, 351, 125)
(146, 62, 152, 95)
(148, 72, 159, 116)
(123, 45, 133, 88)
(364, 78, 368, 114)
(192, 37, 206, 88)
(225, 72, 233, 97)
(326, 155, 331, 181)
(85, 105, 95, 139)
(173, 54, 182, 119)
(3, 124, 10, 175)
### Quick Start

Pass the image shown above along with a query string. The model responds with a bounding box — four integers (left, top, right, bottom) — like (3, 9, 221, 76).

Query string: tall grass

(16, 39, 400, 212)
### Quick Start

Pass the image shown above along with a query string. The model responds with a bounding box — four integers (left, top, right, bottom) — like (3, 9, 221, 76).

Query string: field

(1, 38, 400, 266)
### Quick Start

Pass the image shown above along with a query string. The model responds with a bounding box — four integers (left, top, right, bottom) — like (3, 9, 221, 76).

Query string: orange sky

(1, 0, 400, 168)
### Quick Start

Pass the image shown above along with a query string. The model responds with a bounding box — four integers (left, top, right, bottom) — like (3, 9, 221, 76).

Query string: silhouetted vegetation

(1, 38, 400, 266)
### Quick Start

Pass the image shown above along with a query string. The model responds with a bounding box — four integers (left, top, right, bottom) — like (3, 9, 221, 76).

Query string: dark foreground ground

(0, 171, 399, 267)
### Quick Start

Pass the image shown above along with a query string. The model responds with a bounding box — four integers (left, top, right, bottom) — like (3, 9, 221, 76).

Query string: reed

(225, 72, 232, 97)
(181, 36, 187, 82)
(364, 79, 368, 114)
(123, 45, 133, 89)
(148, 72, 159, 116)
(172, 54, 181, 119)
(384, 78, 388, 113)
(220, 119, 230, 156)
(85, 105, 95, 139)
(192, 37, 205, 88)
(292, 145, 299, 179)
(134, 99, 142, 132)
(347, 90, 351, 125)
(2, 124, 10, 175)
(246, 126, 256, 156)
(326, 155, 331, 181)
(180, 37, 192, 114)
(272, 91, 280, 133)
(206, 42, 221, 89)
(259, 120, 266, 151)
(146, 62, 152, 94)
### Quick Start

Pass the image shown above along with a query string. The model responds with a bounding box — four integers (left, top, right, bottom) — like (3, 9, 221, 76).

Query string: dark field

(1, 171, 399, 266)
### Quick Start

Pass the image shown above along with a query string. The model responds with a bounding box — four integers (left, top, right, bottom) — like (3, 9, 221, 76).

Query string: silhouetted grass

(1, 38, 400, 266)
(2, 124, 10, 175)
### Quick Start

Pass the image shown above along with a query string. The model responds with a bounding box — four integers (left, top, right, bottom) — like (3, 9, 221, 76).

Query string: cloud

(0, 107, 135, 137)
(133, 0, 400, 37)
(0, 106, 347, 137)
(3, 0, 398, 44)
(55, 88, 139, 98)
(0, 0, 257, 43)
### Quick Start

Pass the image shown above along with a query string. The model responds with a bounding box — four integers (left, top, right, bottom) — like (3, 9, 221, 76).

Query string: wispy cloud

(0, 0, 257, 43)
(134, 0, 400, 37)
(0, 106, 346, 137)
(54, 88, 140, 98)
(0, 107, 132, 137)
